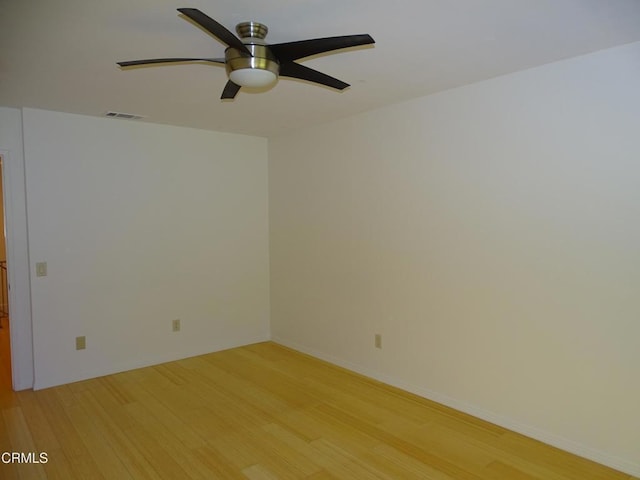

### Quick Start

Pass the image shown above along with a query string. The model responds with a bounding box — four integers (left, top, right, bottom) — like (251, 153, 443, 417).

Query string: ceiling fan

(117, 8, 375, 99)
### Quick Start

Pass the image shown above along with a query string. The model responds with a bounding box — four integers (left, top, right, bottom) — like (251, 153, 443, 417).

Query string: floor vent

(104, 111, 145, 120)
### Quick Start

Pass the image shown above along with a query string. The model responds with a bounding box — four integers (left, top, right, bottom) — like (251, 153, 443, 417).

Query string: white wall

(269, 42, 640, 475)
(22, 108, 270, 389)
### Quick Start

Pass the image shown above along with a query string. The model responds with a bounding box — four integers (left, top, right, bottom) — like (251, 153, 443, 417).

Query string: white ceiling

(2, 0, 640, 137)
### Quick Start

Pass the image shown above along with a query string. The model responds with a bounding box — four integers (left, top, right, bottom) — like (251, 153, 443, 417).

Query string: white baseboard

(271, 336, 640, 478)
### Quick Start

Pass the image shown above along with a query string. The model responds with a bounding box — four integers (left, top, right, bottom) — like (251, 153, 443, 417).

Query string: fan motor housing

(225, 21, 279, 80)
(225, 43, 279, 78)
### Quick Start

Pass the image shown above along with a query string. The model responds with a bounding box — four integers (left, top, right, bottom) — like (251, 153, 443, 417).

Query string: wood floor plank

(2, 407, 48, 479)
(39, 448, 76, 480)
(483, 460, 543, 480)
(0, 341, 636, 480)
(122, 425, 194, 480)
(242, 463, 281, 480)
(62, 401, 133, 480)
(16, 390, 61, 452)
(34, 388, 87, 459)
(189, 445, 247, 480)
(304, 469, 342, 480)
(0, 412, 25, 479)
(72, 389, 164, 480)
(185, 356, 293, 418)
(308, 437, 394, 480)
(121, 380, 207, 450)
(370, 443, 455, 480)
(212, 427, 321, 479)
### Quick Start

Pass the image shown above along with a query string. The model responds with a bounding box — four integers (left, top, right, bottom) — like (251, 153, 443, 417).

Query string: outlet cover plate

(36, 262, 47, 277)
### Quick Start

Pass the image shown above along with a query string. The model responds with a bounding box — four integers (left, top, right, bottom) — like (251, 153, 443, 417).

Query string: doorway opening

(0, 155, 11, 389)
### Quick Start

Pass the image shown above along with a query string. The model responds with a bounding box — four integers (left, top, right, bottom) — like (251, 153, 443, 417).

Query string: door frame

(1, 149, 34, 390)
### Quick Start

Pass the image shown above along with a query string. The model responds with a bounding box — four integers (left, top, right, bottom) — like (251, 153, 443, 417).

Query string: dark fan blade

(270, 34, 374, 62)
(279, 62, 349, 90)
(221, 80, 241, 99)
(117, 58, 225, 67)
(177, 8, 251, 55)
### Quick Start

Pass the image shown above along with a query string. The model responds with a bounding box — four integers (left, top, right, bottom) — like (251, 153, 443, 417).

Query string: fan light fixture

(116, 8, 375, 100)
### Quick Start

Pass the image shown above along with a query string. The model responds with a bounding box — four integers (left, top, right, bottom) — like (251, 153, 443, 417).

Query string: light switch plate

(36, 262, 47, 277)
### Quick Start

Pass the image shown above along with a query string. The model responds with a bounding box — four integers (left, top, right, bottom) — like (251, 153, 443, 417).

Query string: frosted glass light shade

(229, 68, 277, 88)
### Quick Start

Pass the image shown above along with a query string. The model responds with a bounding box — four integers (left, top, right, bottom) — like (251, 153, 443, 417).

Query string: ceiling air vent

(104, 111, 145, 120)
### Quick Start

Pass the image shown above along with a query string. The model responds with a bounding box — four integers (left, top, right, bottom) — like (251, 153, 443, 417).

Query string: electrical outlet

(375, 333, 382, 349)
(172, 319, 181, 332)
(76, 336, 86, 350)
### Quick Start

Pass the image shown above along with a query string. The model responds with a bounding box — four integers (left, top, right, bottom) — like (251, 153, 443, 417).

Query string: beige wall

(22, 108, 270, 389)
(269, 42, 640, 475)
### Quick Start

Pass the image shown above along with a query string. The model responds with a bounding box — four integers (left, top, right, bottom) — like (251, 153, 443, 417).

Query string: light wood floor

(0, 342, 636, 479)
